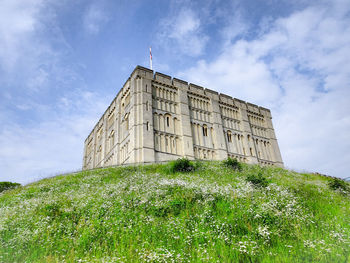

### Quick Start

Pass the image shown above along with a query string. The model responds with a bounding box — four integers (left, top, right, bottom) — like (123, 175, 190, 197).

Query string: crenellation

(188, 84, 205, 97)
(204, 88, 218, 96)
(82, 65, 284, 170)
(131, 65, 153, 80)
(173, 78, 188, 89)
(154, 72, 172, 86)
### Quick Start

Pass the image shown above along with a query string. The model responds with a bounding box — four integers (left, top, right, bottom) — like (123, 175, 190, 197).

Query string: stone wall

(82, 65, 284, 169)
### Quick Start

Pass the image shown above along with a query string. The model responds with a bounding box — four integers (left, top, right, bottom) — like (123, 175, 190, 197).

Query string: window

(166, 116, 170, 127)
(202, 126, 208, 136)
(124, 113, 129, 131)
(110, 131, 115, 149)
(227, 131, 232, 142)
(250, 147, 253, 156)
(108, 113, 114, 128)
(146, 121, 149, 131)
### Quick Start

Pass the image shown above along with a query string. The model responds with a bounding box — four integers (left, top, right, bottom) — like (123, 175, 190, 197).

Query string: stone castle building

(83, 65, 283, 170)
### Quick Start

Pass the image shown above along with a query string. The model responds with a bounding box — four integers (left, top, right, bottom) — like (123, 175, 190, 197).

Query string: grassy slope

(0, 161, 349, 262)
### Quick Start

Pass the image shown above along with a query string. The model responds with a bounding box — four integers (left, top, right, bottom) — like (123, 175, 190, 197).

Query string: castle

(83, 66, 283, 169)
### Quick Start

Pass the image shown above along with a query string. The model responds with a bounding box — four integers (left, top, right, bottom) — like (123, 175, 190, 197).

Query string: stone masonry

(83, 65, 283, 169)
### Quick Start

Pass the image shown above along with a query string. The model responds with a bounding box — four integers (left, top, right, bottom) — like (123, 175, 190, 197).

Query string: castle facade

(83, 66, 283, 169)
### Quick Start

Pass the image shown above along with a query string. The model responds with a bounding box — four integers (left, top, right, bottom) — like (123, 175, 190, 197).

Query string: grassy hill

(0, 160, 349, 262)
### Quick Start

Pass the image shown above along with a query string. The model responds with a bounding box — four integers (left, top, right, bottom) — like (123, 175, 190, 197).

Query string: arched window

(110, 130, 115, 150)
(227, 131, 232, 142)
(124, 113, 129, 130)
(202, 125, 208, 136)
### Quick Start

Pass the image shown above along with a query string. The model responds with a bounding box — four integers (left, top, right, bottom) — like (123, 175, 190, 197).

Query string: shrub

(0, 182, 21, 193)
(169, 158, 195, 173)
(246, 172, 269, 187)
(329, 177, 348, 192)
(222, 157, 242, 171)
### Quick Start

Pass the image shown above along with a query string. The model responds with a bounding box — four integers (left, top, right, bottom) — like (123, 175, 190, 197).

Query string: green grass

(0, 161, 349, 262)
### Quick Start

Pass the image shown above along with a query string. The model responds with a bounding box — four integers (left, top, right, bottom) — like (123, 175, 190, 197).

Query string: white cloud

(83, 4, 109, 35)
(220, 12, 249, 47)
(158, 9, 208, 56)
(0, 0, 44, 71)
(0, 0, 112, 185)
(179, 1, 350, 178)
(0, 91, 110, 185)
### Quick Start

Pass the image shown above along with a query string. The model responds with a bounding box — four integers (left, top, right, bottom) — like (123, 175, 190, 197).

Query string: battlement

(130, 65, 271, 114)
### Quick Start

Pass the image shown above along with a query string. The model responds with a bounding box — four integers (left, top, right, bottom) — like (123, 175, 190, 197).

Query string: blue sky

(1, 0, 349, 184)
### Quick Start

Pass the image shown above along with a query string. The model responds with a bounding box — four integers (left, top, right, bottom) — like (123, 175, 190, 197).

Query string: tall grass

(0, 161, 349, 262)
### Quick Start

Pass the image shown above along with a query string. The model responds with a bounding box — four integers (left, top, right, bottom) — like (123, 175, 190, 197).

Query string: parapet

(154, 72, 172, 86)
(188, 83, 206, 96)
(172, 78, 188, 89)
(131, 65, 154, 79)
(204, 89, 218, 95)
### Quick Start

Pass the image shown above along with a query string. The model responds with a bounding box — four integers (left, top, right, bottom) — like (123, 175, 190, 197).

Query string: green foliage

(246, 172, 269, 187)
(169, 158, 195, 173)
(222, 157, 242, 171)
(0, 182, 21, 193)
(0, 162, 349, 263)
(328, 177, 349, 192)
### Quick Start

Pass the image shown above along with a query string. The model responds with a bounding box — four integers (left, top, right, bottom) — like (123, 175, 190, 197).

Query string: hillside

(0, 161, 349, 262)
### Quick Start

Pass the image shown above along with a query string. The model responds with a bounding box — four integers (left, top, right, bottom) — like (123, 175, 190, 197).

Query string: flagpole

(149, 47, 153, 70)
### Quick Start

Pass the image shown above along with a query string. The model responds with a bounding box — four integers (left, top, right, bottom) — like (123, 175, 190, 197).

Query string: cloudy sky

(1, 0, 349, 184)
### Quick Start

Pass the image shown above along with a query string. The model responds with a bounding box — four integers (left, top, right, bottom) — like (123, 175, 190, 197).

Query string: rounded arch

(164, 113, 172, 129)
(202, 124, 208, 137)
(227, 130, 232, 142)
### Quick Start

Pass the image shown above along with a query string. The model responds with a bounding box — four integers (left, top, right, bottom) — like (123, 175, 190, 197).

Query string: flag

(149, 47, 153, 70)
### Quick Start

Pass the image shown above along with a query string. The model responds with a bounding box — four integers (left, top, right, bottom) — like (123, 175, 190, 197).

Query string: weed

(169, 158, 195, 173)
(0, 182, 21, 193)
(246, 172, 269, 187)
(328, 177, 348, 192)
(222, 157, 242, 171)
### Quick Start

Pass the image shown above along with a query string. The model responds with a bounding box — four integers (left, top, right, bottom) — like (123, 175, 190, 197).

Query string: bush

(0, 182, 21, 193)
(329, 177, 348, 192)
(246, 172, 269, 187)
(222, 157, 242, 171)
(169, 158, 195, 173)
